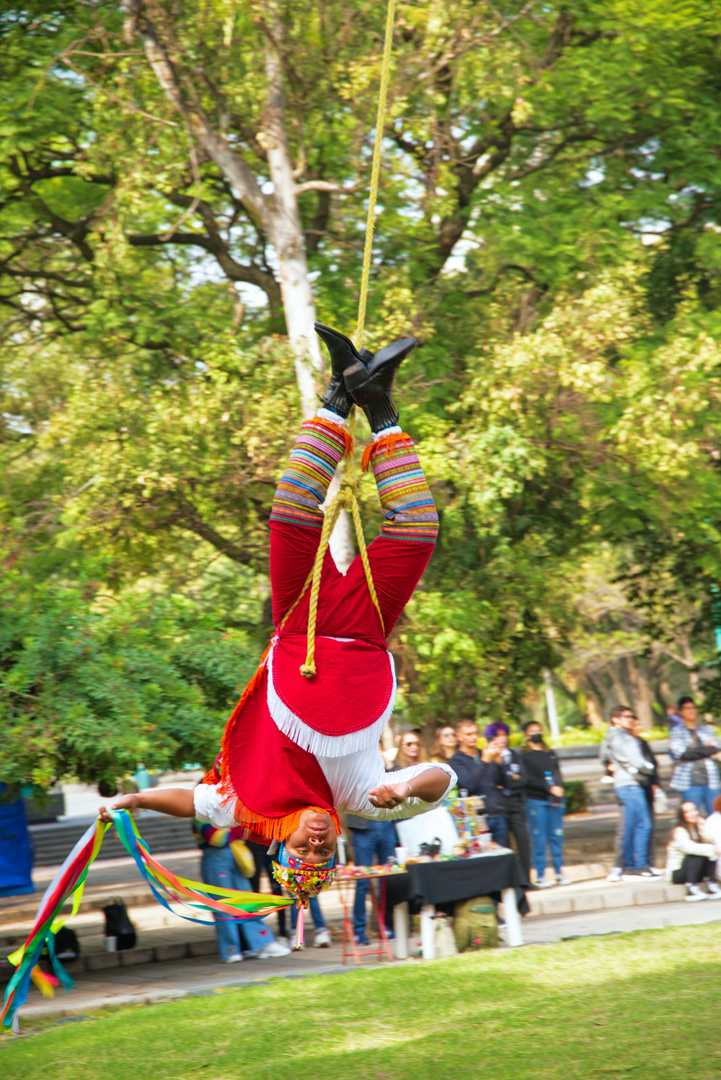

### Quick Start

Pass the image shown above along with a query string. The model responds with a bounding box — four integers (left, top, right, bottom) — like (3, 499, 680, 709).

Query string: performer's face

(284, 808, 337, 865)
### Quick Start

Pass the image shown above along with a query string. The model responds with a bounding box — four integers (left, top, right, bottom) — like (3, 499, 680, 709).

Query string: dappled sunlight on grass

(3, 926, 721, 1080)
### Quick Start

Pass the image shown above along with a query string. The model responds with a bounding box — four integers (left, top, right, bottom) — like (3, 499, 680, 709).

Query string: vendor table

(385, 850, 528, 958)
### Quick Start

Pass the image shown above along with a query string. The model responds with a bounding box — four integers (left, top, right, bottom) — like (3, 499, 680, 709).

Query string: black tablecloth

(385, 852, 529, 916)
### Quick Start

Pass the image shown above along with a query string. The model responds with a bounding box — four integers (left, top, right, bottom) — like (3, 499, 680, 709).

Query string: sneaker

(556, 875, 572, 886)
(606, 868, 623, 883)
(535, 878, 554, 889)
(621, 869, 644, 880)
(707, 882, 721, 897)
(313, 928, 331, 948)
(257, 940, 292, 959)
(647, 867, 664, 877)
(277, 936, 291, 949)
(354, 932, 370, 946)
(223, 953, 243, 963)
(684, 884, 708, 902)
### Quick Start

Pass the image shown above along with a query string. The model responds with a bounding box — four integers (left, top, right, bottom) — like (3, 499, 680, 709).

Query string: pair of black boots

(314, 322, 416, 432)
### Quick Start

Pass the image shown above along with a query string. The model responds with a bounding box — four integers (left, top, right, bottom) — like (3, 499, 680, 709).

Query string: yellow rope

(355, 0, 396, 352)
(300, 0, 395, 677)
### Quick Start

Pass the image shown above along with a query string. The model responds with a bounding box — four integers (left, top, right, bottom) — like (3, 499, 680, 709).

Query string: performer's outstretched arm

(368, 766, 450, 808)
(99, 788, 195, 822)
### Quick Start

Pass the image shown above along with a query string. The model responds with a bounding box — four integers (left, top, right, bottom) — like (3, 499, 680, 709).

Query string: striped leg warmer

(364, 432, 439, 543)
(269, 415, 351, 530)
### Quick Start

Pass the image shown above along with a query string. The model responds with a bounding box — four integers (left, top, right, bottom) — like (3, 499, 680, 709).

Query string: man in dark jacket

(450, 720, 507, 845)
(484, 721, 531, 879)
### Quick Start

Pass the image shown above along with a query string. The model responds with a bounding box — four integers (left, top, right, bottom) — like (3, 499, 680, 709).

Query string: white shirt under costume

(194, 749, 456, 829)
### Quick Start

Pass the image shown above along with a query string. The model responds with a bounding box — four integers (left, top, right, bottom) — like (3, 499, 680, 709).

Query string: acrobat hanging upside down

(101, 323, 456, 912)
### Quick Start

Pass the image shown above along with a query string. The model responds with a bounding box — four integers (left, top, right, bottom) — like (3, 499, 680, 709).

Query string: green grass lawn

(2, 925, 720, 1080)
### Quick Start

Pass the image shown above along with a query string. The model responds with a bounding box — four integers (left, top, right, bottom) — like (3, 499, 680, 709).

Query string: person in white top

(701, 792, 721, 881)
(665, 801, 721, 901)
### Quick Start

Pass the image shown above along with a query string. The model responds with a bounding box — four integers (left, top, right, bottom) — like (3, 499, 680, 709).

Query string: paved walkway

(9, 891, 721, 1025)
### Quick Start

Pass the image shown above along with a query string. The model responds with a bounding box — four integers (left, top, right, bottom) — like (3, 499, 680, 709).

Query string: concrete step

(28, 811, 196, 867)
(525, 874, 692, 917)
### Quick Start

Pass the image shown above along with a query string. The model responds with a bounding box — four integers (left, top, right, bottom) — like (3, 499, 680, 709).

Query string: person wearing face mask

(484, 721, 531, 880)
(521, 721, 569, 887)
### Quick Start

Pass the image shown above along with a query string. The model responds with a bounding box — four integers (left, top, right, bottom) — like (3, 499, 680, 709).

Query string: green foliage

(0, 559, 263, 793)
(3, 1, 721, 780)
(564, 780, 591, 815)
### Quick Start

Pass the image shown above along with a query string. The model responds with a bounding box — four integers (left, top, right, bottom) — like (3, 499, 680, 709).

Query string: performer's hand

(368, 783, 409, 809)
(98, 793, 140, 823)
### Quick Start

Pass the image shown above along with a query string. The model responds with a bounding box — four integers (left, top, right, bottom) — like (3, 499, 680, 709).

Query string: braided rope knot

(339, 477, 358, 500)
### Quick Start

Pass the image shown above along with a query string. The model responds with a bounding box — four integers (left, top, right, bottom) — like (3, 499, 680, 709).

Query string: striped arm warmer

(269, 416, 349, 530)
(368, 433, 439, 543)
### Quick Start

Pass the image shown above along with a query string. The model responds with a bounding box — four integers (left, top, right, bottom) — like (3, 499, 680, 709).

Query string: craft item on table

(447, 796, 492, 856)
(336, 862, 406, 879)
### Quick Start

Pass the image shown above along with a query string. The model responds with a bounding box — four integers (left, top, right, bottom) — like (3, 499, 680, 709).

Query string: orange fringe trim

(219, 786, 341, 842)
(303, 415, 354, 458)
(361, 431, 412, 472)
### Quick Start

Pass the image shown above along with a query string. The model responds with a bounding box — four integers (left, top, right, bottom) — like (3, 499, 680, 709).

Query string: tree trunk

(260, 18, 355, 570)
(624, 655, 654, 730)
(125, 0, 356, 569)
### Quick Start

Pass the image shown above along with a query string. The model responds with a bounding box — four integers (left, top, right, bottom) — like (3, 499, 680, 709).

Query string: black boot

(314, 322, 372, 419)
(343, 336, 416, 431)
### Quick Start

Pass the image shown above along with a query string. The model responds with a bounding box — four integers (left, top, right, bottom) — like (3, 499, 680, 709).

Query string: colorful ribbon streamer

(1, 809, 293, 1030)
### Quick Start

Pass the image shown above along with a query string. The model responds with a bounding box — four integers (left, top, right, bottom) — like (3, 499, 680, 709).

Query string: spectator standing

(484, 721, 531, 880)
(630, 715, 663, 875)
(669, 698, 721, 815)
(450, 720, 507, 846)
(248, 839, 289, 945)
(521, 721, 569, 887)
(607, 709, 655, 879)
(665, 801, 721, 901)
(431, 725, 458, 763)
(192, 819, 291, 961)
(346, 814, 398, 945)
(600, 704, 630, 882)
(349, 742, 398, 946)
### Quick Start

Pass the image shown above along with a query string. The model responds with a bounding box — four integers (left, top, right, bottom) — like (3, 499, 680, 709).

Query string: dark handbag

(52, 926, 80, 961)
(419, 837, 442, 858)
(103, 899, 137, 950)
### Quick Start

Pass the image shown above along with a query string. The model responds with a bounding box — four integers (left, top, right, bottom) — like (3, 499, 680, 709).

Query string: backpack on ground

(102, 900, 137, 950)
(453, 895, 499, 951)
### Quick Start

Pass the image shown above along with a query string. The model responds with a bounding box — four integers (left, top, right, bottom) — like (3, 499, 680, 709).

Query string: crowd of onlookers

(192, 698, 721, 961)
(602, 696, 721, 900)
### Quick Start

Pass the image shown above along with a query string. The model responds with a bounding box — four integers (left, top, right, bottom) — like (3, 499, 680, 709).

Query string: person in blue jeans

(606, 709, 654, 878)
(521, 721, 569, 887)
(193, 819, 291, 962)
(669, 698, 721, 816)
(347, 816, 398, 945)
